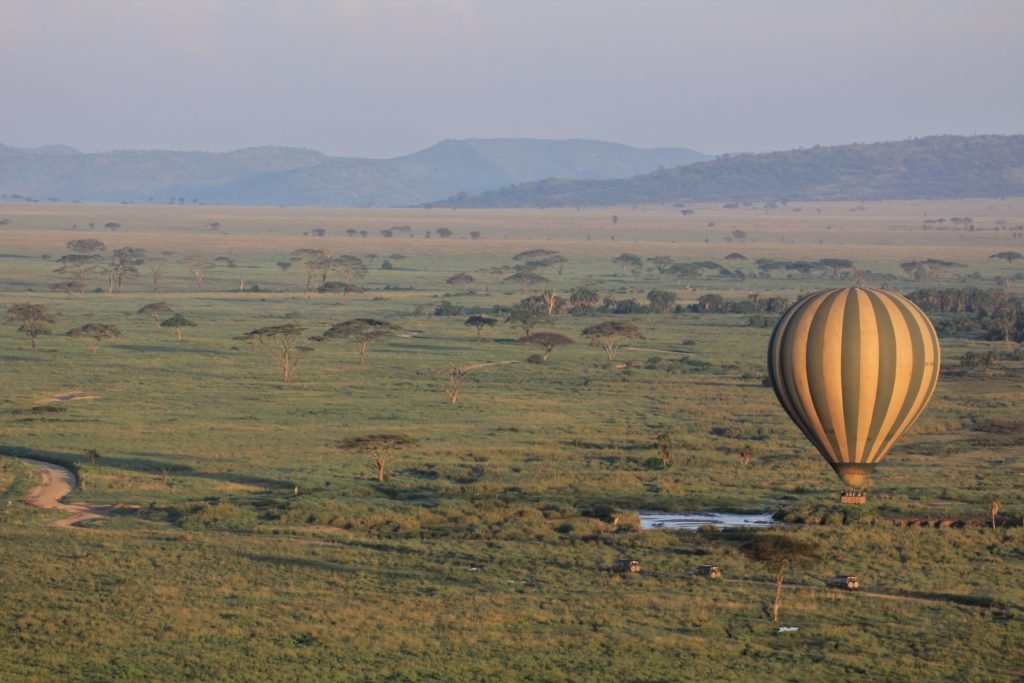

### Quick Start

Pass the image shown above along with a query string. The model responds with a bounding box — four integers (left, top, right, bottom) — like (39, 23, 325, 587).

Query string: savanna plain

(1, 199, 1022, 681)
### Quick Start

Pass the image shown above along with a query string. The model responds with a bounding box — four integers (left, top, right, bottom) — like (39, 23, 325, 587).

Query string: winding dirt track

(18, 458, 109, 528)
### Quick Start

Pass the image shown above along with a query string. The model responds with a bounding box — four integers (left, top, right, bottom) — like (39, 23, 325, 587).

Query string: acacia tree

(160, 314, 196, 341)
(446, 272, 475, 292)
(569, 286, 600, 313)
(331, 255, 367, 285)
(239, 324, 313, 382)
(54, 253, 105, 291)
(819, 258, 854, 279)
(331, 433, 417, 482)
(107, 246, 145, 292)
(646, 289, 677, 313)
(182, 255, 214, 291)
(68, 323, 121, 353)
(505, 300, 549, 336)
(991, 251, 1023, 266)
(322, 318, 402, 365)
(441, 361, 516, 405)
(464, 314, 497, 341)
(6, 303, 53, 349)
(581, 320, 645, 360)
(612, 253, 643, 276)
(503, 271, 549, 294)
(443, 364, 469, 405)
(291, 248, 330, 296)
(66, 238, 105, 254)
(138, 302, 175, 328)
(648, 256, 674, 275)
(742, 534, 823, 623)
(146, 255, 169, 292)
(517, 332, 574, 361)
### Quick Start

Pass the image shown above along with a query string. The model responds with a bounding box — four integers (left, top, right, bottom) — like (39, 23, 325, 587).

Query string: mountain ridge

(0, 138, 709, 207)
(427, 135, 1024, 207)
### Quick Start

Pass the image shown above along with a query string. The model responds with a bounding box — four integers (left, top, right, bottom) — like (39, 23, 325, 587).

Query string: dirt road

(18, 458, 108, 528)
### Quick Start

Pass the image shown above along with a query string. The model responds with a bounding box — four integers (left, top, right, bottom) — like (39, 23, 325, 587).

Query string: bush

(434, 300, 464, 316)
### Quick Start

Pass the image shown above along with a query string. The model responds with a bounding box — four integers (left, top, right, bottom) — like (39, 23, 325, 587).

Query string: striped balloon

(767, 287, 940, 489)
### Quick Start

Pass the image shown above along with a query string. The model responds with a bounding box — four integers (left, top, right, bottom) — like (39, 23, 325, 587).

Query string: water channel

(639, 510, 778, 531)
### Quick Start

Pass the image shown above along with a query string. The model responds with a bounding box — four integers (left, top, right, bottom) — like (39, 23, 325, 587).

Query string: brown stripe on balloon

(863, 291, 905, 463)
(767, 299, 806, 432)
(919, 306, 942, 402)
(839, 288, 863, 462)
(805, 289, 848, 463)
(849, 289, 880, 463)
(877, 293, 931, 449)
(892, 299, 940, 440)
(776, 292, 834, 457)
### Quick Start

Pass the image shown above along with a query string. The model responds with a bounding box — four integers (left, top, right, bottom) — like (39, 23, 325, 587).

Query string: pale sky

(2, 0, 1022, 158)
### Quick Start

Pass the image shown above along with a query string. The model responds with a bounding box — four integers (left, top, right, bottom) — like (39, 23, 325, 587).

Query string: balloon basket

(840, 489, 866, 505)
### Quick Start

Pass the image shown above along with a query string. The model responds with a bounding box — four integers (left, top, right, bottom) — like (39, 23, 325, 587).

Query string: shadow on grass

(110, 343, 231, 355)
(0, 445, 294, 490)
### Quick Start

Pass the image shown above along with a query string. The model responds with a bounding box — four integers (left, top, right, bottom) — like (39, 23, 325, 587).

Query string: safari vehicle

(611, 559, 640, 573)
(692, 564, 722, 579)
(826, 575, 861, 591)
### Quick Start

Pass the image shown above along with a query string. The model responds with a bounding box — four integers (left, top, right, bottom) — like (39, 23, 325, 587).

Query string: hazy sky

(2, 0, 1022, 158)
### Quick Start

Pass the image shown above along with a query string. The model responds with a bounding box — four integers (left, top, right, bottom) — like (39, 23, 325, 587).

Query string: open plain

(1, 198, 1023, 681)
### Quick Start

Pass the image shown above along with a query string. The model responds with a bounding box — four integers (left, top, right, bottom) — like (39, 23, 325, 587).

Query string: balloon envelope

(767, 287, 940, 488)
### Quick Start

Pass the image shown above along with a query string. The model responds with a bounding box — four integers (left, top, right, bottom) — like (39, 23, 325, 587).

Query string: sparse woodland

(0, 199, 1022, 680)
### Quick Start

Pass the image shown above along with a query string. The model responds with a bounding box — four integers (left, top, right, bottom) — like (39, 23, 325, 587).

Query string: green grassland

(1, 199, 1023, 681)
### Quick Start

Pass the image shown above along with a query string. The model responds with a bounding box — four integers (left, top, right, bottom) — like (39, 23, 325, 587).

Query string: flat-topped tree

(331, 433, 417, 482)
(54, 253, 105, 290)
(525, 254, 567, 275)
(160, 314, 196, 341)
(464, 315, 497, 341)
(239, 324, 313, 382)
(68, 323, 120, 353)
(581, 321, 645, 361)
(742, 533, 823, 623)
(66, 238, 105, 254)
(505, 300, 548, 336)
(503, 271, 549, 294)
(138, 302, 175, 328)
(991, 251, 1023, 265)
(446, 272, 475, 292)
(517, 332, 574, 362)
(6, 303, 53, 349)
(323, 318, 402, 365)
(647, 256, 674, 274)
(819, 258, 854, 278)
(513, 248, 559, 262)
(612, 253, 643, 276)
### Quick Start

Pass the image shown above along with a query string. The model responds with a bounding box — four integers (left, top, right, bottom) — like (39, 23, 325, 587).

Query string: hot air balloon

(767, 287, 940, 503)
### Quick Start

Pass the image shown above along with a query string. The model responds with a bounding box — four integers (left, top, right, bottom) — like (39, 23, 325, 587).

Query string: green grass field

(1, 199, 1022, 681)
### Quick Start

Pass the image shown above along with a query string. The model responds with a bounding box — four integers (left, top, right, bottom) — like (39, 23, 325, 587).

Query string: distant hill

(427, 135, 1024, 208)
(0, 139, 708, 207)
